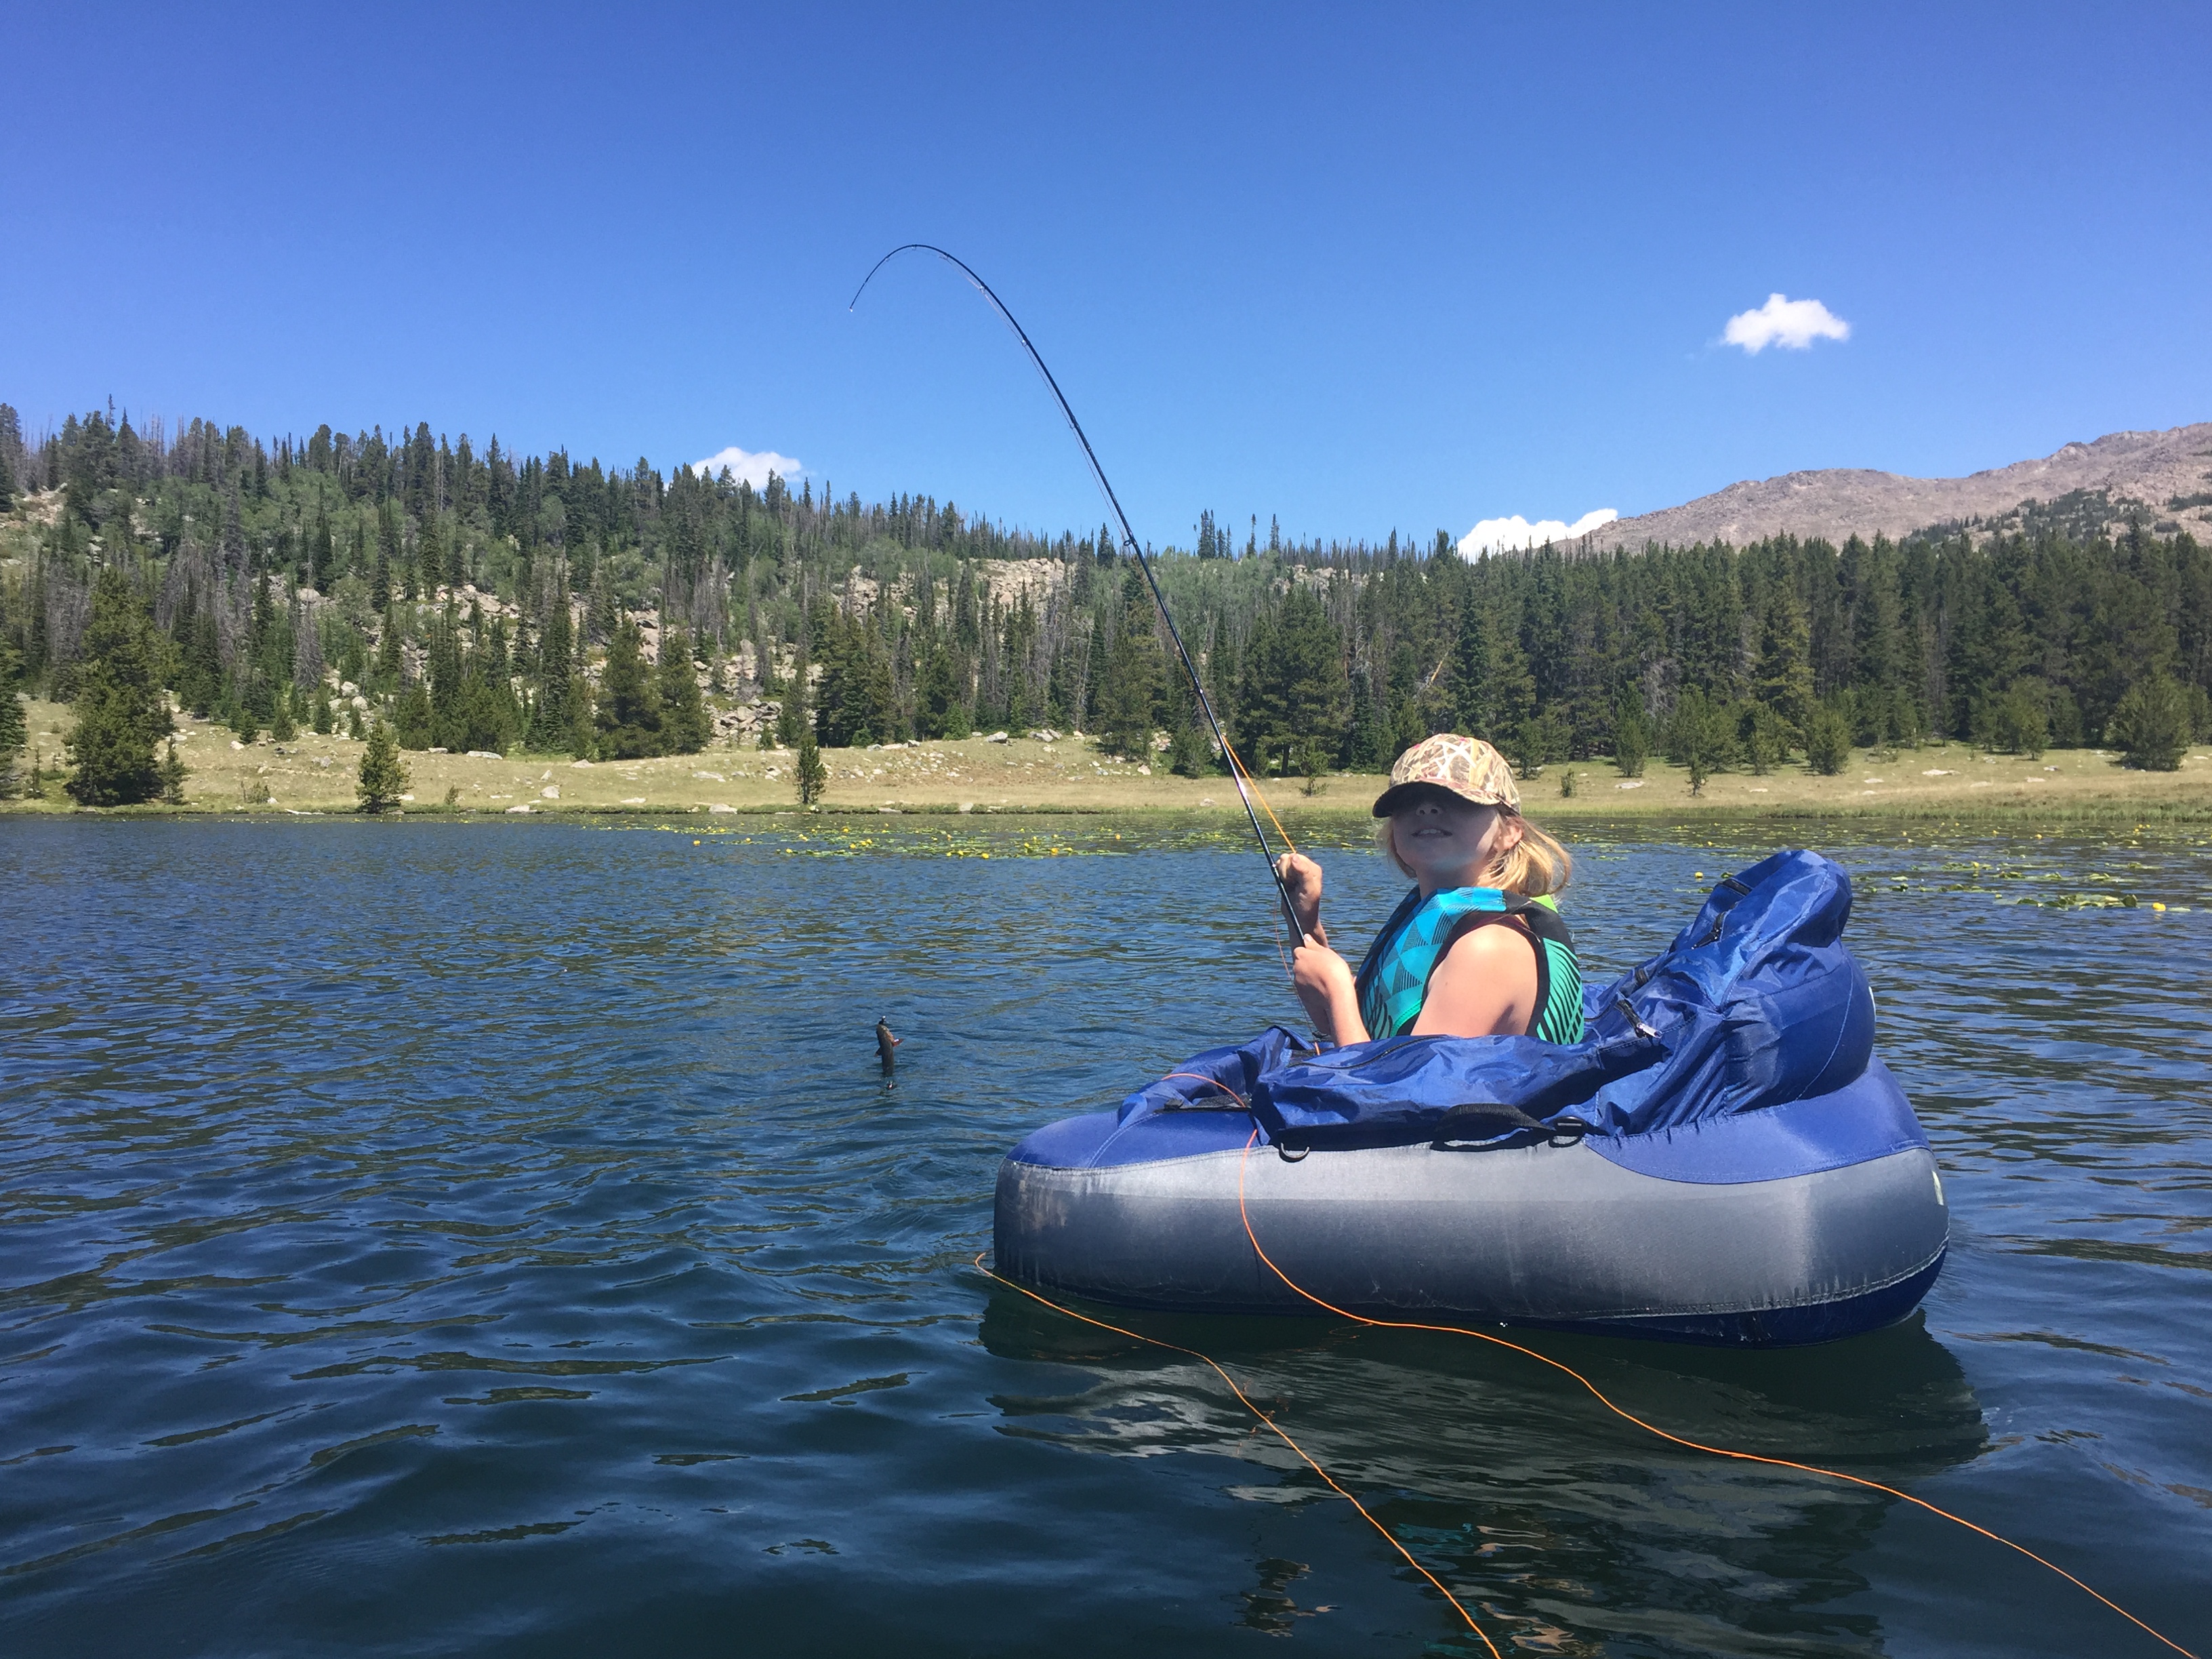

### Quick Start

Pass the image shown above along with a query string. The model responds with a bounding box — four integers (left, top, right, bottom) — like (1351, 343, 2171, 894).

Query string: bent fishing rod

(850, 244, 1310, 950)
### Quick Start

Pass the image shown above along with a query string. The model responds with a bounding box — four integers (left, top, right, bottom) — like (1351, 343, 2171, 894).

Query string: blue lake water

(1, 816, 2207, 1657)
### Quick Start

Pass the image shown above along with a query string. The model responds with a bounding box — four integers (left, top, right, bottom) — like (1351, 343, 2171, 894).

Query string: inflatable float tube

(994, 851, 1948, 1348)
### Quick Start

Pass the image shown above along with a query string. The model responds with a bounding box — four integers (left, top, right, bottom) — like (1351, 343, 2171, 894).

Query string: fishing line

(975, 1099, 2196, 1656)
(850, 245, 1310, 951)
(973, 1249, 1502, 1657)
(1250, 1081, 2198, 1654)
(888, 260, 2191, 1659)
(1221, 1122, 2196, 1657)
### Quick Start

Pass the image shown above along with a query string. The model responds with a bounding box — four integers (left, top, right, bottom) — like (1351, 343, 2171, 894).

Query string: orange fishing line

(976, 1069, 2198, 1659)
(971, 1253, 1502, 1657)
(1217, 1121, 2195, 1659)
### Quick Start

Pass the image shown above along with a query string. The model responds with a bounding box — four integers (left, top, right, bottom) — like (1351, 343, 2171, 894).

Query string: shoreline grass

(7, 699, 2211, 828)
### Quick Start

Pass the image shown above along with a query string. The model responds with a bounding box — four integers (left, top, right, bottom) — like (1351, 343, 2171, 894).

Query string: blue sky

(5, 2, 2207, 548)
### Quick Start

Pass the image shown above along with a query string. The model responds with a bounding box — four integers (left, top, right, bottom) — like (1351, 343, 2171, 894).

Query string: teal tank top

(1351, 886, 1585, 1044)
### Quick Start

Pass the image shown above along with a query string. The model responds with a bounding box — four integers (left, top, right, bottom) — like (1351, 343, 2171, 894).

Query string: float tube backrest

(1118, 848, 1874, 1149)
(1579, 848, 1875, 1136)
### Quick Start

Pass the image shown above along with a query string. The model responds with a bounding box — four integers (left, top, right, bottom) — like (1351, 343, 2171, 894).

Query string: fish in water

(876, 1018, 901, 1073)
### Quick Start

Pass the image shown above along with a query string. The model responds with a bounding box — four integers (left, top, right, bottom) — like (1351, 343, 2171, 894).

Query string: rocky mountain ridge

(1572, 422, 2212, 550)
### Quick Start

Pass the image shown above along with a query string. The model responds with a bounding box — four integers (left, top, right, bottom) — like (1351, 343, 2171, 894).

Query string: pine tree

(659, 626, 712, 754)
(914, 639, 968, 739)
(357, 718, 410, 811)
(588, 567, 617, 643)
(1234, 586, 1348, 772)
(1094, 568, 1164, 760)
(1755, 586, 1816, 743)
(426, 605, 464, 743)
(377, 499, 404, 600)
(1163, 658, 1216, 776)
(293, 596, 325, 697)
(795, 728, 827, 805)
(0, 642, 26, 797)
(1344, 666, 1393, 771)
(2110, 672, 2188, 770)
(1666, 690, 1734, 796)
(595, 618, 664, 758)
(537, 589, 575, 748)
(375, 606, 403, 689)
(858, 626, 899, 742)
(394, 682, 434, 749)
(569, 671, 597, 760)
(310, 514, 335, 592)
(173, 594, 222, 717)
(64, 569, 173, 806)
(1849, 541, 1906, 737)
(1803, 702, 1853, 775)
(157, 740, 187, 804)
(1740, 701, 1786, 773)
(219, 484, 245, 565)
(1455, 603, 1534, 746)
(775, 651, 811, 747)
(1986, 678, 2049, 758)
(418, 514, 443, 599)
(249, 575, 280, 685)
(1612, 691, 1650, 777)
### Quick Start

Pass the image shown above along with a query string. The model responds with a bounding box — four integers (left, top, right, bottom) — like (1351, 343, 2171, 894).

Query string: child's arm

(1409, 922, 1538, 1038)
(1290, 942, 1367, 1046)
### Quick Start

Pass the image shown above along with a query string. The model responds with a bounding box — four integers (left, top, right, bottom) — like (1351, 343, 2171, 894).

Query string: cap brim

(1372, 780, 1507, 818)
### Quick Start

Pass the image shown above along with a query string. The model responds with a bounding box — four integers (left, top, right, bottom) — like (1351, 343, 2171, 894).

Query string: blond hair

(1378, 809, 1572, 897)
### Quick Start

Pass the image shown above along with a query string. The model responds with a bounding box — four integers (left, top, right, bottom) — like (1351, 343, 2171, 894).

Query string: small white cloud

(1458, 509, 1617, 556)
(1722, 293, 1849, 353)
(691, 445, 805, 488)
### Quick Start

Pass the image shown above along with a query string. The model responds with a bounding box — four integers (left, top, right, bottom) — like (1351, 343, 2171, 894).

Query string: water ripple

(1, 819, 2206, 1656)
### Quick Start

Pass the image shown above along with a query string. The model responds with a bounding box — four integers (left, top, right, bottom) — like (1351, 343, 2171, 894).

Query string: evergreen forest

(1, 401, 2208, 806)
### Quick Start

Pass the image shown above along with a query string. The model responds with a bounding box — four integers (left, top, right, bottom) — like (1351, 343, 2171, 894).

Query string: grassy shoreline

(7, 699, 2211, 826)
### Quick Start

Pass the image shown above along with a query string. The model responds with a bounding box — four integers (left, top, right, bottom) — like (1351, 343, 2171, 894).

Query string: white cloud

(1458, 509, 1618, 556)
(691, 445, 804, 488)
(1722, 293, 1850, 353)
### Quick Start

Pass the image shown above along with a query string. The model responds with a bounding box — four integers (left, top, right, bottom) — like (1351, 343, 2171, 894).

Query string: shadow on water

(981, 1289, 1986, 1654)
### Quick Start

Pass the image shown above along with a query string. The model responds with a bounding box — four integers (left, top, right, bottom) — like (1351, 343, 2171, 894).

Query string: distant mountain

(1573, 422, 2212, 550)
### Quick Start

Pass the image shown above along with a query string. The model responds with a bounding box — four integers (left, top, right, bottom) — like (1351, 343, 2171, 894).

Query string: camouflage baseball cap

(1372, 733, 1520, 817)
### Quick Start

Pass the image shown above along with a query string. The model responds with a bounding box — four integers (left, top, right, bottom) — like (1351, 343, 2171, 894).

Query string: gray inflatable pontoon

(995, 1062, 1946, 1347)
(994, 852, 1949, 1349)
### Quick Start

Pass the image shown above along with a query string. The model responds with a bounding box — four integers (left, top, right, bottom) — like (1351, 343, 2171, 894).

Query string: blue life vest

(1353, 886, 1585, 1044)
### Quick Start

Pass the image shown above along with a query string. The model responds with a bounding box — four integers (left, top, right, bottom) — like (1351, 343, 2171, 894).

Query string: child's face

(1389, 790, 1517, 887)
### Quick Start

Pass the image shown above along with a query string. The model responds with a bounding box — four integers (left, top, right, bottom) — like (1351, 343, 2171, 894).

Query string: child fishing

(1275, 734, 1584, 1046)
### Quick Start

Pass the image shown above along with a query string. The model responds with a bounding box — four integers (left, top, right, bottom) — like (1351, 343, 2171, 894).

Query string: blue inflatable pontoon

(994, 851, 1947, 1347)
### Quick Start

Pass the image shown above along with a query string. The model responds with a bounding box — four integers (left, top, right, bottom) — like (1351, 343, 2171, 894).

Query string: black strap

(1429, 1102, 1594, 1148)
(1703, 873, 1754, 942)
